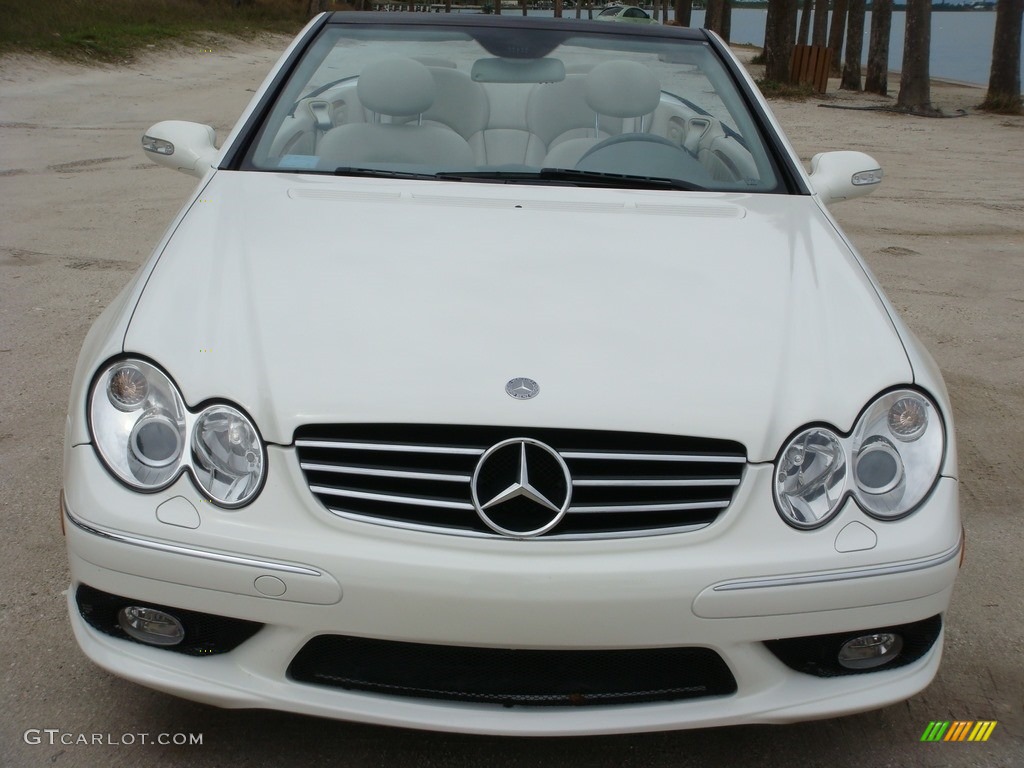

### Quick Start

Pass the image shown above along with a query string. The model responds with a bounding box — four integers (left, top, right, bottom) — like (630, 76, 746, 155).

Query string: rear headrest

(584, 60, 660, 118)
(357, 58, 436, 117)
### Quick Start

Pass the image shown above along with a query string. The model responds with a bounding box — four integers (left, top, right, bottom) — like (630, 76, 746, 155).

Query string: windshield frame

(223, 13, 807, 196)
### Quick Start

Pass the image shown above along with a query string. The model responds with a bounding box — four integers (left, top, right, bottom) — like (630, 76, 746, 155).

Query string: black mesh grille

(288, 634, 738, 706)
(295, 424, 746, 537)
(764, 615, 943, 677)
(75, 584, 263, 656)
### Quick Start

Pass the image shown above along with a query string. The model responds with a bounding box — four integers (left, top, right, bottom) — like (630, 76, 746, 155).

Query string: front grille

(295, 424, 745, 538)
(288, 634, 737, 706)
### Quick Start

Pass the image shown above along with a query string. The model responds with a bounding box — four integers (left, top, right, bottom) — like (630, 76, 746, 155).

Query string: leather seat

(318, 58, 474, 168)
(541, 60, 661, 169)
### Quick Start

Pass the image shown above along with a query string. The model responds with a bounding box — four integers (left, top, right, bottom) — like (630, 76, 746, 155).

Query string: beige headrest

(584, 60, 661, 118)
(358, 58, 436, 117)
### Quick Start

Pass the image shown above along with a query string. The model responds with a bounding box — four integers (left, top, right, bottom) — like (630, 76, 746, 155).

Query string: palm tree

(840, 0, 865, 90)
(797, 0, 813, 46)
(827, 0, 848, 76)
(763, 0, 799, 83)
(676, 0, 694, 27)
(865, 0, 893, 95)
(706, 0, 726, 35)
(896, 0, 935, 113)
(981, 0, 1023, 113)
(812, 0, 828, 47)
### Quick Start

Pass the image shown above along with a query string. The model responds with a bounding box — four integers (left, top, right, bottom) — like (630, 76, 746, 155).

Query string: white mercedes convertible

(62, 12, 961, 735)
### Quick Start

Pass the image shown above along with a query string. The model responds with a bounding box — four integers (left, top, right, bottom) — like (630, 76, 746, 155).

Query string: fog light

(838, 632, 903, 669)
(118, 606, 185, 647)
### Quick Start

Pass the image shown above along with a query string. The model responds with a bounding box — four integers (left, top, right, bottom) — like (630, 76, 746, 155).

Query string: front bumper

(63, 443, 961, 735)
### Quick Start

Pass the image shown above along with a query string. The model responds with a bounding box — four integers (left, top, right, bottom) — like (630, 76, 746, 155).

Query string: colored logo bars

(920, 721, 997, 742)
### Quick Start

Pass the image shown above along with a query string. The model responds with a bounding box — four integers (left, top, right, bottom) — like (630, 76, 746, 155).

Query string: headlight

(89, 359, 266, 507)
(774, 389, 945, 528)
(850, 390, 943, 519)
(774, 427, 847, 528)
(191, 405, 264, 507)
(90, 360, 187, 491)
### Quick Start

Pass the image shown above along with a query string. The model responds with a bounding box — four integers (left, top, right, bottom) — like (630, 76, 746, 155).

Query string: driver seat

(541, 60, 661, 169)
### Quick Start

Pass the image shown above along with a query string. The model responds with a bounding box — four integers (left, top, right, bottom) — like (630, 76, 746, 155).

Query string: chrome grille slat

(568, 500, 731, 514)
(561, 451, 745, 463)
(308, 485, 475, 511)
(300, 462, 471, 483)
(296, 425, 746, 539)
(296, 439, 485, 456)
(573, 478, 740, 488)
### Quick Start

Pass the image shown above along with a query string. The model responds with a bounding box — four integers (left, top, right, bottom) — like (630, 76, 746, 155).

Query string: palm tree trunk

(797, 0, 813, 46)
(982, 0, 1023, 113)
(864, 0, 893, 95)
(676, 0, 693, 27)
(764, 0, 798, 84)
(896, 0, 934, 113)
(840, 0, 865, 91)
(705, 0, 725, 35)
(811, 0, 828, 47)
(827, 0, 848, 76)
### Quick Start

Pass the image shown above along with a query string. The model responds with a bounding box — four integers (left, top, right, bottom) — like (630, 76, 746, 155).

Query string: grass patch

(0, 0, 328, 62)
(756, 79, 816, 100)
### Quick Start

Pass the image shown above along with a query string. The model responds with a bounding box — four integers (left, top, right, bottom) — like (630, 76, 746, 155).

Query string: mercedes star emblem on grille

(471, 438, 572, 538)
(505, 378, 539, 400)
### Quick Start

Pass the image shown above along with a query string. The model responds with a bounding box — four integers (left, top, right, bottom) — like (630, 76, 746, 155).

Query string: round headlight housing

(88, 359, 265, 507)
(774, 389, 945, 528)
(191, 405, 265, 507)
(774, 427, 847, 528)
(850, 390, 944, 519)
(90, 360, 188, 491)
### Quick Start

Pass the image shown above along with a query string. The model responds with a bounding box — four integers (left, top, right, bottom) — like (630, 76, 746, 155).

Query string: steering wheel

(577, 133, 713, 185)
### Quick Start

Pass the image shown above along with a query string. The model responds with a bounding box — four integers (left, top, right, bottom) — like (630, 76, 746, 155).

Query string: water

(514, 9, 1021, 87)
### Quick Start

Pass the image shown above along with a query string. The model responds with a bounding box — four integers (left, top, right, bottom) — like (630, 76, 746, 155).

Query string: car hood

(124, 172, 911, 461)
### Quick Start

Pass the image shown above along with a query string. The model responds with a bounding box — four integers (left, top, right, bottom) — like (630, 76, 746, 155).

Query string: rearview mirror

(142, 121, 218, 178)
(809, 151, 883, 205)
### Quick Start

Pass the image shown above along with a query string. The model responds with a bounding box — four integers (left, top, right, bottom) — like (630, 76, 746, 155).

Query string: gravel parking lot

(1, 36, 1021, 767)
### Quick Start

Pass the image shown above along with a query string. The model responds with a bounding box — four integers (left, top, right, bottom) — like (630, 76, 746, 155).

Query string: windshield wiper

(435, 168, 705, 191)
(333, 166, 705, 191)
(334, 167, 441, 181)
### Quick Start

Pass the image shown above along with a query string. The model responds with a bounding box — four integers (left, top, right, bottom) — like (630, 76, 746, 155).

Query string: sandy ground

(1, 34, 1022, 768)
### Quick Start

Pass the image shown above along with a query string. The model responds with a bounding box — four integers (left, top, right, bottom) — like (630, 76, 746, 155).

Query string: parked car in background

(595, 5, 661, 24)
(63, 11, 961, 736)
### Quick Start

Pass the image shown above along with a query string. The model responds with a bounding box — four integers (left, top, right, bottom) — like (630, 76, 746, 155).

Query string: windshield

(245, 21, 781, 193)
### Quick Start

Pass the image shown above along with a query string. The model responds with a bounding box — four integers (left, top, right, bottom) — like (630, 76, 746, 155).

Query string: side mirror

(809, 151, 883, 205)
(142, 121, 218, 178)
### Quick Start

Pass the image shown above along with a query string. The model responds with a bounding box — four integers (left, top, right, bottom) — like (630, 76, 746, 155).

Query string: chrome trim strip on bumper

(63, 506, 322, 577)
(711, 537, 963, 592)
